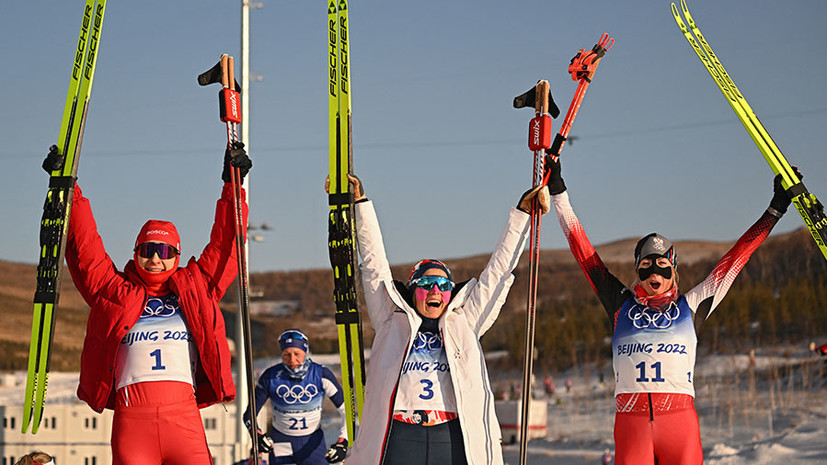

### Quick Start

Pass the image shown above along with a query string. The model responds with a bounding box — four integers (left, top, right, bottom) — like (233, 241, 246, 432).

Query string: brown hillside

(1, 227, 823, 371)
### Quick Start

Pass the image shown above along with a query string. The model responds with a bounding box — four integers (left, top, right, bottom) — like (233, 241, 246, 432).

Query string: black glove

(42, 145, 65, 173)
(543, 152, 566, 195)
(769, 166, 802, 215)
(324, 438, 348, 463)
(222, 141, 252, 183)
(255, 429, 273, 455)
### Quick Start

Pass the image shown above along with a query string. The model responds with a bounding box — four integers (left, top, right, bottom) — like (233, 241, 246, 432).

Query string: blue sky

(2, 0, 826, 272)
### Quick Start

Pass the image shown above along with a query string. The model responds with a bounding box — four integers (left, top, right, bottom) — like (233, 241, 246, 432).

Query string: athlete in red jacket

(43, 142, 251, 464)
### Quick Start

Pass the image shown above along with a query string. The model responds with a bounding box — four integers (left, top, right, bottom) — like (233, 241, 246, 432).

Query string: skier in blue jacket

(244, 329, 349, 465)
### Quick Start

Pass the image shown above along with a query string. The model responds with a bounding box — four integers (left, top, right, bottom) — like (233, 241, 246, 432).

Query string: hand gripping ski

(672, 0, 827, 260)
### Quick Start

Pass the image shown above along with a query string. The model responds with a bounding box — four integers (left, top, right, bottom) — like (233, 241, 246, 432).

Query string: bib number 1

(150, 349, 166, 371)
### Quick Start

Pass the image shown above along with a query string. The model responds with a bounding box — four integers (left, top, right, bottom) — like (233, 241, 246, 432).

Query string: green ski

(23, 0, 108, 434)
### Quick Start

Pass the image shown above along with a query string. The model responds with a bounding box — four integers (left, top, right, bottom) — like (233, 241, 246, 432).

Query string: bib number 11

(635, 361, 664, 382)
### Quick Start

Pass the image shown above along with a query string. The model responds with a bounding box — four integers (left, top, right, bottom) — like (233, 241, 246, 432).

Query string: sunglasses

(134, 242, 179, 260)
(410, 275, 454, 292)
(281, 330, 308, 341)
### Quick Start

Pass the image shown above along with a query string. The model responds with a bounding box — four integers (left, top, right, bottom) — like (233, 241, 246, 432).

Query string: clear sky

(2, 0, 826, 272)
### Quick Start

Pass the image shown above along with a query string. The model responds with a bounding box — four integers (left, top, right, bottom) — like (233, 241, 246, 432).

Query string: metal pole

(235, 1, 251, 462)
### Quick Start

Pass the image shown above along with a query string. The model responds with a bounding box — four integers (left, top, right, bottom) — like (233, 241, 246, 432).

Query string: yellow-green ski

(672, 0, 827, 260)
(327, 0, 366, 444)
(23, 0, 108, 434)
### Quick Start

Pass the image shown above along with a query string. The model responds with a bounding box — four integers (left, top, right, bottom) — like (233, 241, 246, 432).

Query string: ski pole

(546, 33, 614, 163)
(198, 54, 260, 461)
(511, 35, 613, 463)
(513, 79, 555, 465)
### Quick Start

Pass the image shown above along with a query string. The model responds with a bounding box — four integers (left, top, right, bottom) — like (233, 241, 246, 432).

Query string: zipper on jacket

(379, 339, 414, 463)
(442, 326, 481, 464)
(648, 392, 654, 421)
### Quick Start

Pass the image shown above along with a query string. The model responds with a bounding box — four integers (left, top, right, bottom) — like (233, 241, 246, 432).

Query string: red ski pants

(111, 381, 213, 465)
(613, 406, 703, 465)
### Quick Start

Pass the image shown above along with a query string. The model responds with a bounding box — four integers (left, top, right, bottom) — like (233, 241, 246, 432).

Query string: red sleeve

(193, 183, 248, 300)
(685, 209, 779, 322)
(552, 191, 630, 320)
(65, 183, 126, 305)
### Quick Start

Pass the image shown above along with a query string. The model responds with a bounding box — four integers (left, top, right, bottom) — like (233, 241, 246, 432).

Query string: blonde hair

(14, 452, 53, 465)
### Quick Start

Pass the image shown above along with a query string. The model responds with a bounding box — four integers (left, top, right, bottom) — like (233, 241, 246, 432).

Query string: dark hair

(14, 451, 53, 465)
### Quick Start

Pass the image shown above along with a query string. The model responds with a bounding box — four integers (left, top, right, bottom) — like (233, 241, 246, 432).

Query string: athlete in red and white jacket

(45, 143, 250, 465)
(547, 155, 797, 465)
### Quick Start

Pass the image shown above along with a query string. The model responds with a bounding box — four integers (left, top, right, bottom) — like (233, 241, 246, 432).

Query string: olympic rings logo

(276, 384, 319, 404)
(628, 303, 680, 329)
(412, 331, 442, 351)
(142, 296, 178, 317)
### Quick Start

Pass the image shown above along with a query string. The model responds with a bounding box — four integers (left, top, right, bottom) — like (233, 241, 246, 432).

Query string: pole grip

(220, 54, 229, 88)
(535, 80, 550, 115)
(228, 56, 236, 91)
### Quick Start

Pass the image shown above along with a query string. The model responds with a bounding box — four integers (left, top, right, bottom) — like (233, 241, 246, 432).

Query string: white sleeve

(461, 207, 530, 336)
(355, 200, 406, 326)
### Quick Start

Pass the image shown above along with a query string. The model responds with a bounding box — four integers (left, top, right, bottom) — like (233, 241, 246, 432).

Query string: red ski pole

(198, 54, 260, 462)
(545, 33, 614, 169)
(513, 79, 556, 465)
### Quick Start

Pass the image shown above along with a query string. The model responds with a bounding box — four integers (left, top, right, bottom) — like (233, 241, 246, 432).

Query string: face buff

(638, 260, 673, 281)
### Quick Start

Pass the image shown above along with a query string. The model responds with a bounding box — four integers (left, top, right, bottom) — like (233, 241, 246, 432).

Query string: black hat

(634, 233, 676, 268)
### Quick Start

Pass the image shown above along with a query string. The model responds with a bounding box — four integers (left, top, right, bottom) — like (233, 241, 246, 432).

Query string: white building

(1, 403, 241, 465)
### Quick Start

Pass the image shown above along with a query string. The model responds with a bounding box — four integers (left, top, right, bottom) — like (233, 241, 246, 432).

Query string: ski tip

(670, 3, 680, 19)
(680, 0, 694, 23)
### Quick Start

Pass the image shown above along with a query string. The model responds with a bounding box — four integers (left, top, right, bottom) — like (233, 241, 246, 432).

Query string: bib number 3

(419, 379, 434, 400)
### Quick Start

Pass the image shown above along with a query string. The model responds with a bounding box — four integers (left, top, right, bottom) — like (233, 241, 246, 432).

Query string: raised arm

(192, 142, 251, 300)
(684, 171, 796, 326)
(65, 183, 124, 304)
(354, 198, 403, 325)
(548, 156, 628, 320)
(43, 139, 125, 304)
(461, 206, 531, 336)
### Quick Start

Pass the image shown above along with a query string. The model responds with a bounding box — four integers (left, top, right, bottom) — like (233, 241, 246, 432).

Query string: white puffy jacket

(347, 200, 530, 465)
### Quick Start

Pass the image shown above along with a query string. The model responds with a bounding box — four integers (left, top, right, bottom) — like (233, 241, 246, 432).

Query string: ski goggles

(278, 329, 309, 352)
(279, 330, 308, 343)
(410, 275, 454, 292)
(134, 242, 179, 260)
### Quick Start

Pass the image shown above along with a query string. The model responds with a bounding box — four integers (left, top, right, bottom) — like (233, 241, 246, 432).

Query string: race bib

(115, 294, 197, 389)
(394, 330, 457, 412)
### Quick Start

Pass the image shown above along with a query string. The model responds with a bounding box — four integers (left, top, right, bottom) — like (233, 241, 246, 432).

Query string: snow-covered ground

(3, 348, 825, 464)
(497, 347, 827, 465)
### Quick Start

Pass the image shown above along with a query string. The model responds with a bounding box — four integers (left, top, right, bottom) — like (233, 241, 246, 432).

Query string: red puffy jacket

(66, 183, 245, 412)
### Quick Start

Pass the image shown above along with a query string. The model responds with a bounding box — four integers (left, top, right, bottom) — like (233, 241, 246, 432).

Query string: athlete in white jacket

(341, 175, 543, 465)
